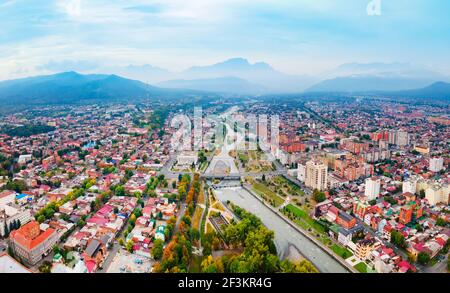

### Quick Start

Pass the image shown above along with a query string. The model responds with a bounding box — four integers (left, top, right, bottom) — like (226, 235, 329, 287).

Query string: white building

(425, 183, 450, 206)
(0, 205, 32, 236)
(429, 157, 444, 173)
(402, 177, 418, 194)
(176, 151, 198, 167)
(297, 163, 306, 182)
(305, 159, 328, 191)
(0, 190, 32, 237)
(364, 177, 381, 201)
(389, 130, 410, 147)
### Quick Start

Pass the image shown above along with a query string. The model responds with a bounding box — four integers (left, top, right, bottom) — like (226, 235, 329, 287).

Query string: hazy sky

(1, 0, 449, 80)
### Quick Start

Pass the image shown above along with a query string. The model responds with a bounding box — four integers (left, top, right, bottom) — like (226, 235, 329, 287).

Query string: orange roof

(10, 221, 56, 250)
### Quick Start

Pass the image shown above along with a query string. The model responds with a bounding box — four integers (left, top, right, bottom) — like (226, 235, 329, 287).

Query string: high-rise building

(297, 162, 306, 182)
(305, 159, 328, 191)
(364, 177, 381, 201)
(388, 130, 410, 147)
(429, 157, 444, 172)
(425, 183, 450, 206)
(402, 177, 418, 194)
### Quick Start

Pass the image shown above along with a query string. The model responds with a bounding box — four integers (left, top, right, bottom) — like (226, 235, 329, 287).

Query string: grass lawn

(354, 262, 368, 273)
(192, 206, 204, 230)
(252, 182, 284, 206)
(273, 176, 304, 196)
(331, 244, 353, 259)
(238, 152, 249, 164)
(285, 204, 327, 234)
(197, 188, 205, 205)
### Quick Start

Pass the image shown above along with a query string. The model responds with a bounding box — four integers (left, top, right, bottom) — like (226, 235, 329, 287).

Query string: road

(174, 203, 187, 235)
(98, 241, 120, 273)
(421, 254, 449, 273)
(213, 187, 349, 273)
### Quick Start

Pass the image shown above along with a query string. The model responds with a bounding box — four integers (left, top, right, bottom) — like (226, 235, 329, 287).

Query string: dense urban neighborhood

(0, 97, 448, 274)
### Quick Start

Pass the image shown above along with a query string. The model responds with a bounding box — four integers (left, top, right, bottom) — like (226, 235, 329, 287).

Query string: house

(82, 239, 106, 272)
(336, 210, 357, 229)
(9, 221, 59, 265)
(355, 238, 377, 260)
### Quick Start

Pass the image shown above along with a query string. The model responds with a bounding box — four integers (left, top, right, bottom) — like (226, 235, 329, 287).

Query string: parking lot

(106, 249, 153, 273)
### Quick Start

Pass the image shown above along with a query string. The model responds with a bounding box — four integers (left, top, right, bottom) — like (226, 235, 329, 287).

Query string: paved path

(98, 242, 120, 273)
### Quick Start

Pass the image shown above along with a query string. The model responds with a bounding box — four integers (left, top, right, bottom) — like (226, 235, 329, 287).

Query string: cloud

(1, 0, 450, 80)
(124, 4, 162, 14)
(37, 59, 99, 72)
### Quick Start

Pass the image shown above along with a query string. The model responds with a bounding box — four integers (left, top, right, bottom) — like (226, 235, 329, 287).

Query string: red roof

(10, 221, 56, 250)
(97, 204, 114, 216)
(85, 260, 96, 273)
(435, 238, 446, 246)
(413, 242, 425, 251)
(142, 206, 152, 215)
(87, 217, 109, 225)
(382, 247, 394, 256)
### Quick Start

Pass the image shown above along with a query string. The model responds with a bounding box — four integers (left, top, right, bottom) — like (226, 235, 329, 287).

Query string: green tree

(151, 239, 164, 260)
(37, 215, 45, 224)
(312, 189, 326, 203)
(417, 252, 431, 265)
(390, 230, 406, 248)
(436, 218, 447, 227)
(115, 185, 126, 196)
(126, 240, 134, 253)
(38, 261, 52, 273)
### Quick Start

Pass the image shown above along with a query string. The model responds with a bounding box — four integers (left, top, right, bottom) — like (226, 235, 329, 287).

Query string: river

(213, 187, 349, 273)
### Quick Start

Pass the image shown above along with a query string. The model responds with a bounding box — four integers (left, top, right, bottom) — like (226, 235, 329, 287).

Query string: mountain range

(158, 76, 267, 95)
(0, 71, 202, 105)
(107, 59, 449, 95)
(0, 59, 449, 103)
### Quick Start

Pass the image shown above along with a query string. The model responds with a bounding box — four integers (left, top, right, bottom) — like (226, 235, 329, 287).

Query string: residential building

(9, 221, 59, 266)
(305, 159, 328, 191)
(429, 157, 444, 173)
(365, 177, 381, 201)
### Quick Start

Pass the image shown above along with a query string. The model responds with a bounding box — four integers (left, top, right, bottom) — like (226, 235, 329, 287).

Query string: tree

(152, 239, 164, 260)
(38, 261, 52, 273)
(390, 230, 406, 248)
(312, 189, 326, 203)
(37, 215, 45, 224)
(77, 219, 86, 228)
(201, 255, 224, 273)
(419, 189, 426, 199)
(3, 224, 9, 237)
(280, 259, 318, 273)
(436, 218, 447, 227)
(417, 252, 431, 265)
(129, 214, 137, 225)
(115, 185, 126, 197)
(126, 240, 134, 253)
(118, 238, 125, 246)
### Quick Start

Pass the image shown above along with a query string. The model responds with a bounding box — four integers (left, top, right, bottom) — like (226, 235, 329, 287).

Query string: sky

(0, 0, 450, 80)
